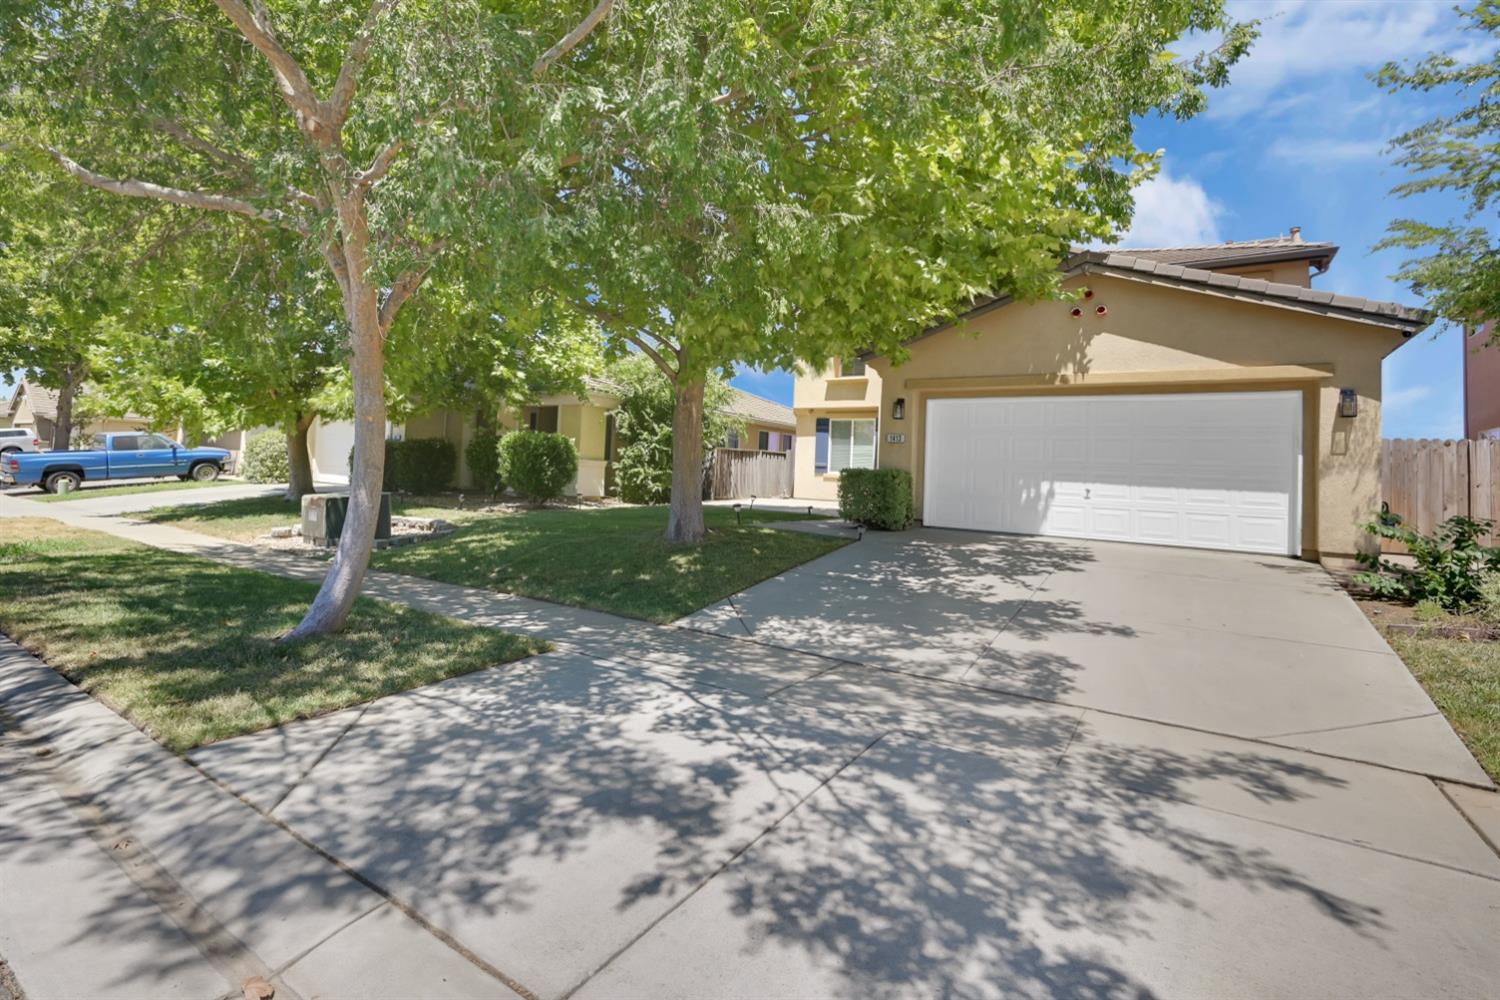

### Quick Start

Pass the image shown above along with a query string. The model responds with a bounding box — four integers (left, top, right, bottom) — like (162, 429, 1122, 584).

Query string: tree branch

(624, 333, 678, 381)
(330, 0, 401, 126)
(378, 241, 445, 334)
(152, 118, 254, 174)
(354, 138, 404, 194)
(213, 0, 326, 139)
(533, 0, 614, 78)
(45, 147, 306, 232)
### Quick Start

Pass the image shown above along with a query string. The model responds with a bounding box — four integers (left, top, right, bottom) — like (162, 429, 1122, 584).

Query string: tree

(539, 0, 1255, 542)
(2, 1, 615, 636)
(610, 354, 737, 505)
(1375, 0, 1499, 330)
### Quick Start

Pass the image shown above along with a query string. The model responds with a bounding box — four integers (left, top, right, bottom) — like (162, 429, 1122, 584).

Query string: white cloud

(1266, 136, 1388, 166)
(1383, 384, 1432, 413)
(1108, 170, 1224, 248)
(1202, 1, 1463, 121)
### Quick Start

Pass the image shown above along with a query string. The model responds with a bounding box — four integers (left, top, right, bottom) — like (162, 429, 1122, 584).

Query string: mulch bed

(1354, 596, 1500, 642)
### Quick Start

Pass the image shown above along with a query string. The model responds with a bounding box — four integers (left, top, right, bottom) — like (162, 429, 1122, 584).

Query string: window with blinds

(828, 418, 876, 472)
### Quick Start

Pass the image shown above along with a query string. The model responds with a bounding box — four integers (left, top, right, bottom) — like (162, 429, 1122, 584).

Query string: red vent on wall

(1095, 305, 1108, 317)
(1069, 306, 1083, 318)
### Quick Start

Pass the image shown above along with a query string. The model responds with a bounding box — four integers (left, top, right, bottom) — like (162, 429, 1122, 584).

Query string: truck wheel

(44, 471, 81, 494)
(189, 462, 221, 482)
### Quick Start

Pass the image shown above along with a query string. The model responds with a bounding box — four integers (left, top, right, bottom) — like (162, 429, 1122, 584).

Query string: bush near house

(499, 431, 577, 505)
(240, 431, 289, 483)
(1356, 512, 1500, 611)
(465, 426, 504, 495)
(348, 438, 457, 493)
(838, 468, 915, 530)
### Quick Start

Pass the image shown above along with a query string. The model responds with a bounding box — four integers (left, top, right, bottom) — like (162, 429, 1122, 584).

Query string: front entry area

(922, 390, 1303, 556)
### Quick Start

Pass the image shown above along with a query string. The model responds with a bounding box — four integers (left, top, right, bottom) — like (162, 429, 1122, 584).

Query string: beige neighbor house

(794, 233, 1427, 566)
(306, 377, 793, 499)
(1, 380, 148, 447)
(722, 387, 796, 453)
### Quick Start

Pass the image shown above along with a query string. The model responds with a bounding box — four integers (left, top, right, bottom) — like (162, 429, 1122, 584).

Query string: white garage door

(922, 391, 1302, 555)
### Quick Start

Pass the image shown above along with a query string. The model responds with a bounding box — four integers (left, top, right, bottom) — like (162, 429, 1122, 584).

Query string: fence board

(1379, 438, 1500, 551)
(706, 448, 792, 500)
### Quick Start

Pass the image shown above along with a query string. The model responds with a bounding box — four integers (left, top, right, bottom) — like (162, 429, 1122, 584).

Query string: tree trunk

(285, 411, 316, 501)
(283, 251, 387, 640)
(52, 367, 79, 451)
(665, 374, 707, 543)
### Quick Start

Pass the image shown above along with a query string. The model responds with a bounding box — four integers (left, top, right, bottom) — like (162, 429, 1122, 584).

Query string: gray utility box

(301, 493, 392, 547)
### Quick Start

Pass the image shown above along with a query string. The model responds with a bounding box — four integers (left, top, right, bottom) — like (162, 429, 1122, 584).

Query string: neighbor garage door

(922, 391, 1302, 555)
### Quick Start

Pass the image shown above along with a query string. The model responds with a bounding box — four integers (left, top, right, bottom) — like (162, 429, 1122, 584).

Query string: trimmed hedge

(838, 468, 915, 530)
(499, 431, 577, 505)
(348, 437, 456, 493)
(465, 426, 504, 495)
(240, 431, 289, 483)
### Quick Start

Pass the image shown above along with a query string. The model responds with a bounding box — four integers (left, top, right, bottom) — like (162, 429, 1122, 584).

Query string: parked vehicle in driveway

(0, 428, 43, 455)
(0, 432, 231, 493)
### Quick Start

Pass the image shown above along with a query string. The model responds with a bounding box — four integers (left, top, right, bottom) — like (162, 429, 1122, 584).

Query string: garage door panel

(923, 392, 1301, 556)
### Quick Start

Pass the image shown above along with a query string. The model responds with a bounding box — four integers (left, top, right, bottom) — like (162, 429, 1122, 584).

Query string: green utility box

(301, 493, 392, 546)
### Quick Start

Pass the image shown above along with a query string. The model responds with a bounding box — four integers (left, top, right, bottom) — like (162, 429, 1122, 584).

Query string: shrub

(240, 431, 289, 483)
(1355, 512, 1500, 611)
(392, 437, 456, 493)
(499, 431, 577, 505)
(1477, 573, 1500, 627)
(838, 468, 915, 530)
(465, 426, 504, 495)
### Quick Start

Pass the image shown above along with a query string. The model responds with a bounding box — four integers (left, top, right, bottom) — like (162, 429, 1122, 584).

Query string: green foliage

(498, 431, 577, 505)
(1374, 1, 1500, 327)
(240, 432, 290, 484)
(610, 355, 738, 504)
(1478, 573, 1500, 627)
(1414, 598, 1449, 623)
(1356, 512, 1500, 610)
(390, 438, 457, 494)
(465, 426, 504, 495)
(838, 469, 916, 531)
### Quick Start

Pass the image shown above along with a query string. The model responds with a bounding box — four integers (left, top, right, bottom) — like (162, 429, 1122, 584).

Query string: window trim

(824, 417, 877, 474)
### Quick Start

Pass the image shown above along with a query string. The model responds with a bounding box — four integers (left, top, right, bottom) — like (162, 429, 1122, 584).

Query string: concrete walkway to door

(683, 527, 1492, 785)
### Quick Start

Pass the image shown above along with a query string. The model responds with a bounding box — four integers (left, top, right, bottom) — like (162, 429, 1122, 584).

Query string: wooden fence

(1380, 438, 1500, 551)
(706, 447, 792, 500)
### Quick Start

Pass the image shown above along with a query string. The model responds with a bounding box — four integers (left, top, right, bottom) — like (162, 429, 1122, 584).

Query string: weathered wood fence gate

(706, 448, 793, 500)
(1380, 438, 1500, 551)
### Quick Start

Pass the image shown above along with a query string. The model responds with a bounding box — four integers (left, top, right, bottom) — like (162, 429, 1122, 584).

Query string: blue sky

(732, 0, 1489, 440)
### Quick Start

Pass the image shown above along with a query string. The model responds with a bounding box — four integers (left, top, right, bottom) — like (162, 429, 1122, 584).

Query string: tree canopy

(1375, 0, 1500, 330)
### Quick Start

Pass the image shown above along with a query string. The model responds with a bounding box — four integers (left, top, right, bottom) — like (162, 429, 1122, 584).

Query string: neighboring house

(722, 387, 795, 453)
(793, 231, 1426, 566)
(1464, 319, 1500, 439)
(304, 376, 792, 499)
(0, 380, 148, 448)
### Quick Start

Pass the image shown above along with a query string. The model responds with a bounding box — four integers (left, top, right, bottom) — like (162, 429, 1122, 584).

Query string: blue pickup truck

(1, 432, 232, 493)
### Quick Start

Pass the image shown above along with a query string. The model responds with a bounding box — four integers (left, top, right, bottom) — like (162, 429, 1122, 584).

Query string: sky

(731, 0, 1490, 440)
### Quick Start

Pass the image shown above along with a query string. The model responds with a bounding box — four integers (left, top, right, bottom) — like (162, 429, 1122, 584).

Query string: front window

(109, 435, 142, 451)
(142, 433, 176, 449)
(828, 418, 876, 472)
(839, 356, 866, 377)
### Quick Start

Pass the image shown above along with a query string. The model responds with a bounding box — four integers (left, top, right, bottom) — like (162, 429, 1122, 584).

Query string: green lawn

(1386, 631, 1500, 782)
(372, 504, 847, 623)
(29, 477, 247, 503)
(141, 493, 464, 540)
(0, 518, 547, 751)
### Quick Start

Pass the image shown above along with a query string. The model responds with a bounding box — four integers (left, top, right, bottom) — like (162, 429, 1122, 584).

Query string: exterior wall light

(892, 397, 906, 420)
(1339, 388, 1359, 418)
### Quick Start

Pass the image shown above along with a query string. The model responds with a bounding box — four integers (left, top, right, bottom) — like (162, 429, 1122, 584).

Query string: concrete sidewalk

(0, 639, 521, 1000)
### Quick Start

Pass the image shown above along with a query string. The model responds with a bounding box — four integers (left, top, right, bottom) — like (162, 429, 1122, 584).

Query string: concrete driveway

(185, 528, 1500, 998)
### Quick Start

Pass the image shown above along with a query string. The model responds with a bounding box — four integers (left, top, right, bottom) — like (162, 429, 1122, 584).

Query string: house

(0, 380, 148, 448)
(1464, 319, 1499, 438)
(306, 376, 793, 499)
(722, 387, 795, 453)
(793, 232, 1427, 566)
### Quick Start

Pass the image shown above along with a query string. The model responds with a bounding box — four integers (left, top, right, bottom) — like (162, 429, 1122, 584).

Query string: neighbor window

(725, 428, 741, 449)
(815, 418, 876, 474)
(757, 430, 770, 451)
(839, 356, 866, 377)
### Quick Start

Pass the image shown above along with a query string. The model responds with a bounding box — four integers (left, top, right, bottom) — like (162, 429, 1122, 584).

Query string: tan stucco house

(307, 376, 792, 499)
(793, 233, 1426, 565)
(1, 380, 148, 447)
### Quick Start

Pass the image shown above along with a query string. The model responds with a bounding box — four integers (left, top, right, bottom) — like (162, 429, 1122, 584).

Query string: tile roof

(721, 386, 795, 428)
(7, 380, 148, 423)
(1073, 251, 1428, 328)
(1110, 234, 1338, 272)
(582, 374, 627, 398)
